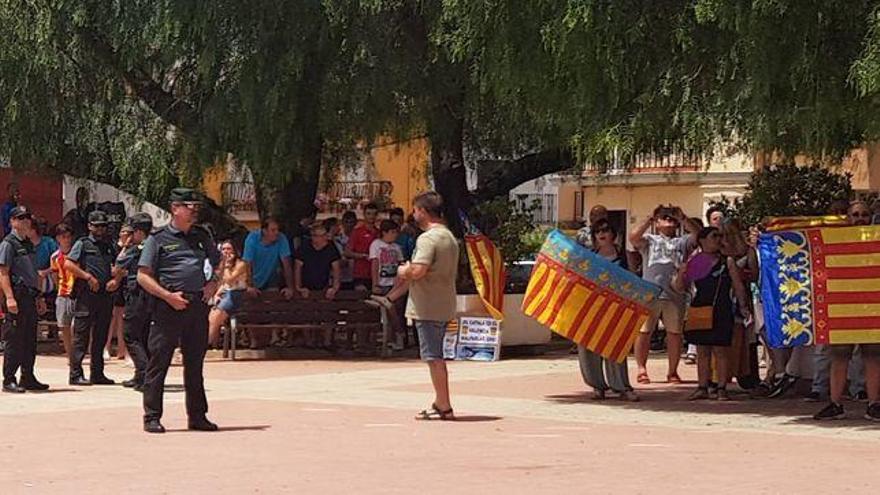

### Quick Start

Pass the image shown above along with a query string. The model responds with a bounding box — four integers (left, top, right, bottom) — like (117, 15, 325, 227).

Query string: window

(515, 193, 558, 224)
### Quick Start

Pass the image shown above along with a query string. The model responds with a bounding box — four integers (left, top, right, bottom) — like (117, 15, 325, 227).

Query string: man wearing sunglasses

(65, 210, 119, 386)
(137, 188, 221, 433)
(629, 205, 700, 385)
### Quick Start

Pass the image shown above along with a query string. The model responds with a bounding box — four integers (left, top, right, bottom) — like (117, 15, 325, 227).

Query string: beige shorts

(640, 299, 683, 335)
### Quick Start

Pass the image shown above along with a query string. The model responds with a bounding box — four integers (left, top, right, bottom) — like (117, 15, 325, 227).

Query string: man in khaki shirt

(398, 191, 459, 420)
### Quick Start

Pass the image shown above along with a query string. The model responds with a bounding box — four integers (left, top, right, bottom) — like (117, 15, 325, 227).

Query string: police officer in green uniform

(0, 206, 49, 393)
(65, 210, 118, 386)
(137, 189, 220, 433)
(108, 213, 154, 391)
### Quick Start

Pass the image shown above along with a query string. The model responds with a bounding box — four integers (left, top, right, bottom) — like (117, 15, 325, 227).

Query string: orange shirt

(50, 250, 75, 297)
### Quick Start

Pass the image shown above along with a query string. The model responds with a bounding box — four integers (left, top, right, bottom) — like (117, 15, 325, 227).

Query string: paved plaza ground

(1, 351, 877, 494)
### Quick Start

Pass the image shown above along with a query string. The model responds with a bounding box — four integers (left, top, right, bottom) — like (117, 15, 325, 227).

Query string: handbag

(684, 268, 722, 332)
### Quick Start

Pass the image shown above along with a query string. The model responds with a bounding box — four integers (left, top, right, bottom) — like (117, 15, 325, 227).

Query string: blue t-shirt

(242, 229, 292, 289)
(395, 232, 416, 261)
(35, 236, 59, 271)
(1, 201, 16, 236)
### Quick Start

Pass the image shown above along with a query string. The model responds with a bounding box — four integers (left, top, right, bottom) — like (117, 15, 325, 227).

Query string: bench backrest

(235, 290, 380, 326)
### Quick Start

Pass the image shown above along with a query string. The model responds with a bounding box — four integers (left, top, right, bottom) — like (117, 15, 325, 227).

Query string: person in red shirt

(345, 203, 379, 290)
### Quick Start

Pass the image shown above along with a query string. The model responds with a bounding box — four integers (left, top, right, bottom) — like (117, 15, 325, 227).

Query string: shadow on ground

(545, 386, 880, 431)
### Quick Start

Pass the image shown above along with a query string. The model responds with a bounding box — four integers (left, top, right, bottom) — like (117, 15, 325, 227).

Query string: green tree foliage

(729, 164, 853, 225)
(3, 0, 880, 233)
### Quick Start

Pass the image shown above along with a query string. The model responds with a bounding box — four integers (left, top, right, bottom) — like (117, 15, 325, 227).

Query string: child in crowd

(370, 220, 406, 351)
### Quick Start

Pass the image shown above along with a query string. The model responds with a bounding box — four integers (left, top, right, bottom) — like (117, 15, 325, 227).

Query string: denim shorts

(416, 320, 448, 361)
(217, 288, 245, 314)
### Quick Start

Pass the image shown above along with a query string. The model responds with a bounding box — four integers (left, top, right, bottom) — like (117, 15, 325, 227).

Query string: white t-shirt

(368, 239, 403, 288)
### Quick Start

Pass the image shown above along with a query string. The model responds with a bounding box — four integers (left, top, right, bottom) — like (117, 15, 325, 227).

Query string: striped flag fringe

(522, 230, 661, 362)
(459, 211, 506, 321)
(759, 224, 880, 347)
(465, 234, 506, 321)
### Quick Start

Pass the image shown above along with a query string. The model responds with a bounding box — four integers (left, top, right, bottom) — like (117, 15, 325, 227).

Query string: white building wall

(63, 176, 171, 227)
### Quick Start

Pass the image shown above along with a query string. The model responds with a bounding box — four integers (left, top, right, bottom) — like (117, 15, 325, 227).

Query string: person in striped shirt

(49, 223, 76, 358)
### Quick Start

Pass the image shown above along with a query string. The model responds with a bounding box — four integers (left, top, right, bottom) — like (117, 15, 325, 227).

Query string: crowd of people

(0, 186, 459, 431)
(4, 177, 879, 428)
(574, 200, 880, 422)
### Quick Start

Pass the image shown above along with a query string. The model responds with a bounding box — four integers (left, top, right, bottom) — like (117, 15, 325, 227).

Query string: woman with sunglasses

(576, 219, 638, 401)
(674, 227, 750, 401)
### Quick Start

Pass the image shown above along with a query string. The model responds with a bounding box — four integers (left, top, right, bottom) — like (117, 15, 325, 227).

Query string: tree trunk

(473, 149, 576, 202)
(253, 143, 322, 235)
(428, 112, 470, 237)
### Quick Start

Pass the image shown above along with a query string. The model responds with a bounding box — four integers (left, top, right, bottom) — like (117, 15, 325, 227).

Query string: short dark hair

(705, 205, 725, 224)
(261, 217, 280, 230)
(389, 207, 405, 218)
(342, 210, 357, 222)
(380, 219, 399, 234)
(310, 223, 328, 235)
(54, 223, 73, 237)
(364, 202, 379, 213)
(323, 217, 339, 231)
(413, 191, 444, 219)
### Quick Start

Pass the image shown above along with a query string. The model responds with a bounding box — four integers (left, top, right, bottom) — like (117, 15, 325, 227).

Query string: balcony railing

(221, 180, 394, 214)
(584, 152, 703, 174)
(222, 181, 257, 214)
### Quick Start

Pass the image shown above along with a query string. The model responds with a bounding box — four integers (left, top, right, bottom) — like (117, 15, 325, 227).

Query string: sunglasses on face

(595, 227, 612, 234)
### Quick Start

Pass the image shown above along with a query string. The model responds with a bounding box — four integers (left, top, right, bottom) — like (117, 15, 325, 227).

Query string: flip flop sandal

(415, 404, 455, 421)
(667, 374, 683, 384)
(637, 372, 651, 385)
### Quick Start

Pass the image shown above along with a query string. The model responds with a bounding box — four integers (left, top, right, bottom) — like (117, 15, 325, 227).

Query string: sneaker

(853, 391, 869, 403)
(716, 388, 731, 401)
(688, 388, 710, 401)
(865, 403, 880, 422)
(616, 390, 640, 402)
(684, 353, 697, 365)
(803, 391, 823, 402)
(813, 402, 846, 421)
(103, 349, 111, 360)
(767, 374, 798, 399)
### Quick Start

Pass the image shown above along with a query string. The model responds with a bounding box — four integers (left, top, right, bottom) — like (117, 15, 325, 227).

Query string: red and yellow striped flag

(465, 233, 506, 321)
(523, 230, 661, 362)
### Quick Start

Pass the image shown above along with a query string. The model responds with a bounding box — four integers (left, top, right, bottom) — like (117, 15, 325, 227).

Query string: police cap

(127, 213, 154, 233)
(10, 205, 32, 219)
(169, 188, 202, 203)
(88, 210, 108, 225)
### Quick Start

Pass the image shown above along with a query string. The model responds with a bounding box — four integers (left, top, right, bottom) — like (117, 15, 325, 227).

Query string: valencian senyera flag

(460, 212, 506, 321)
(759, 224, 880, 348)
(522, 230, 661, 362)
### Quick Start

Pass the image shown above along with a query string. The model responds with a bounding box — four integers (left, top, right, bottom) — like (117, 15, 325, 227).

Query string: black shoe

(90, 376, 116, 385)
(813, 402, 846, 421)
(122, 378, 139, 388)
(20, 376, 49, 391)
(133, 382, 145, 393)
(188, 417, 219, 432)
(767, 374, 798, 399)
(803, 391, 822, 402)
(866, 402, 880, 422)
(69, 377, 92, 386)
(853, 391, 869, 402)
(2, 381, 25, 393)
(144, 420, 166, 434)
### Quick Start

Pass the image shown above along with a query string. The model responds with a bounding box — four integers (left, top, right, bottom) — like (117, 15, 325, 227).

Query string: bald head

(588, 205, 608, 225)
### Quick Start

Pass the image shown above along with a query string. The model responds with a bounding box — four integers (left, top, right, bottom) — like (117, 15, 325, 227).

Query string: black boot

(20, 375, 50, 391)
(144, 419, 166, 434)
(3, 379, 26, 394)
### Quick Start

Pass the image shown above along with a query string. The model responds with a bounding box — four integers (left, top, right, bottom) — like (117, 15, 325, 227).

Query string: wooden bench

(222, 289, 383, 360)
